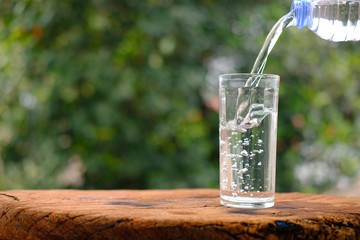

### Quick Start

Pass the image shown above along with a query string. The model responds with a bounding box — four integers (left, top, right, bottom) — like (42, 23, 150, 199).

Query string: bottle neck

(291, 0, 313, 30)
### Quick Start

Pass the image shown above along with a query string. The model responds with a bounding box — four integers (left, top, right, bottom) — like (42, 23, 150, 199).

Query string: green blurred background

(0, 0, 359, 193)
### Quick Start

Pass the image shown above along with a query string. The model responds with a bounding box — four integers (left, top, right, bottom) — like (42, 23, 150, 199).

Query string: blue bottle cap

(291, 0, 312, 30)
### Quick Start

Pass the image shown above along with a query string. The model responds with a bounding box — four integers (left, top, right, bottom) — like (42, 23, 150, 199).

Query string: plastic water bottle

(291, 0, 360, 41)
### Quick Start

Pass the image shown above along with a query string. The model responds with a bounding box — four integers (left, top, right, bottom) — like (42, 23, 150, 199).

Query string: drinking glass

(219, 73, 279, 208)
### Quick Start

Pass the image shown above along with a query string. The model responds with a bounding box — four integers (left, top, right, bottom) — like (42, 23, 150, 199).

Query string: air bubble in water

(237, 168, 248, 174)
(241, 150, 249, 157)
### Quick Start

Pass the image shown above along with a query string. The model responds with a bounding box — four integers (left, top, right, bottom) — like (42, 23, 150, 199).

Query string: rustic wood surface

(0, 189, 359, 239)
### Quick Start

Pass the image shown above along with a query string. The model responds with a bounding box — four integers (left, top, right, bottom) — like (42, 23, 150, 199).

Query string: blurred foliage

(0, 0, 359, 192)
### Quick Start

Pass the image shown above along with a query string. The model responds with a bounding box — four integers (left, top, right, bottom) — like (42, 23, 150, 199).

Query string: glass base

(220, 195, 274, 209)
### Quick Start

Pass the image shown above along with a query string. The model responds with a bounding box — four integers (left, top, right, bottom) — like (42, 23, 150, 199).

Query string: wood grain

(0, 189, 359, 239)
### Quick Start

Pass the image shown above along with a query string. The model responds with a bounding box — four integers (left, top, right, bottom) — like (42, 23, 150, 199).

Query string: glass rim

(219, 73, 280, 80)
(219, 73, 280, 88)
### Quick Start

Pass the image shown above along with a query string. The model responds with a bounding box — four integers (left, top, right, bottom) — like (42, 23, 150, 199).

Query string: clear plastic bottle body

(291, 0, 360, 41)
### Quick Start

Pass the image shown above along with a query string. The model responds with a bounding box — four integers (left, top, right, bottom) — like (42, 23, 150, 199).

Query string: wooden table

(0, 189, 359, 239)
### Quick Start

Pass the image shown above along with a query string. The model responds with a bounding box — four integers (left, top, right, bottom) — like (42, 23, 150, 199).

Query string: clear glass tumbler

(219, 73, 280, 208)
